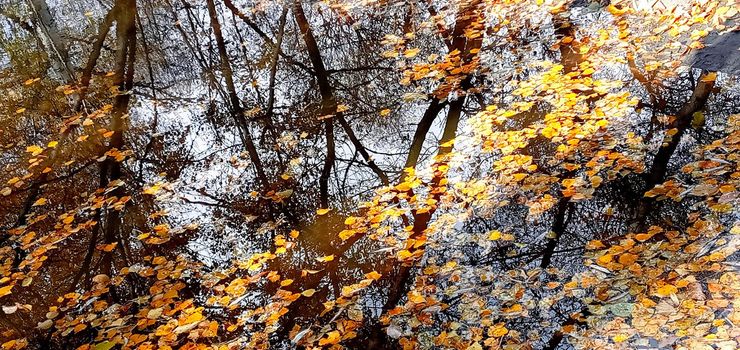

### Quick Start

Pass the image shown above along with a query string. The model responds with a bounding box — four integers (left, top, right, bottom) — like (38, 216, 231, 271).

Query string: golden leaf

(612, 334, 629, 342)
(488, 230, 502, 240)
(634, 233, 654, 242)
(490, 324, 508, 337)
(655, 284, 678, 297)
(316, 255, 335, 262)
(607, 4, 628, 16)
(26, 145, 43, 156)
(338, 229, 355, 240)
(0, 285, 13, 298)
(318, 330, 341, 346)
(280, 279, 294, 287)
(403, 48, 420, 58)
(365, 271, 382, 280)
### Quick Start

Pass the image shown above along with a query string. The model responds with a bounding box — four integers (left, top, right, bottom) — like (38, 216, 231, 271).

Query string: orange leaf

(365, 271, 382, 280)
(96, 243, 118, 252)
(618, 253, 638, 266)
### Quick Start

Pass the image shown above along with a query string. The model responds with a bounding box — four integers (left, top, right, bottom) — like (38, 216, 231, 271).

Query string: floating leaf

(316, 255, 334, 263)
(93, 341, 116, 350)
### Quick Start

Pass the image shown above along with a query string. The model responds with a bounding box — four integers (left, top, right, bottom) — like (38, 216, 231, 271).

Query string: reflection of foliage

(0, 0, 738, 349)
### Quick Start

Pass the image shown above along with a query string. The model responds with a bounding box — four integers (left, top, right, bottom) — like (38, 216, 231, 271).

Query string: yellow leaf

(0, 285, 12, 298)
(408, 292, 425, 304)
(316, 208, 330, 215)
(397, 250, 413, 260)
(597, 254, 613, 265)
(395, 182, 412, 192)
(15, 108, 26, 114)
(32, 198, 47, 206)
(143, 184, 161, 195)
(26, 145, 43, 156)
(147, 308, 163, 319)
(336, 104, 349, 113)
(490, 324, 508, 337)
(178, 312, 203, 325)
(403, 48, 420, 58)
(318, 330, 341, 346)
(607, 4, 628, 16)
(338, 229, 356, 240)
(365, 271, 382, 280)
(301, 289, 316, 297)
(612, 334, 629, 342)
(502, 304, 522, 313)
(316, 255, 334, 262)
(591, 176, 603, 188)
(380, 109, 391, 116)
(655, 284, 678, 297)
(1, 188, 10, 196)
(280, 279, 294, 287)
(47, 141, 58, 148)
(563, 281, 578, 290)
(488, 230, 502, 240)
